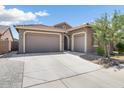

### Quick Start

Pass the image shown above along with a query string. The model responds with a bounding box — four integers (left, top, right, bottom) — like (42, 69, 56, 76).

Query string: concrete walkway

(0, 52, 124, 88)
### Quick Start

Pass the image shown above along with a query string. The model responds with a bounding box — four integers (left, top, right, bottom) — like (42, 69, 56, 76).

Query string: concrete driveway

(0, 52, 124, 88)
(9, 52, 101, 88)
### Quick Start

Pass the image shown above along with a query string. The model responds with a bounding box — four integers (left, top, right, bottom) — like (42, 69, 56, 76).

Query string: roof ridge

(54, 22, 72, 27)
(16, 24, 47, 26)
(67, 23, 91, 31)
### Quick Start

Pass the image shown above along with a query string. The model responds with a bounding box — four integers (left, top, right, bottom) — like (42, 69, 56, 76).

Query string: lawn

(111, 55, 124, 63)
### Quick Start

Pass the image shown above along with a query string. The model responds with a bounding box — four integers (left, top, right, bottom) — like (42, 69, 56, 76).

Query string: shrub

(116, 42, 124, 54)
(96, 47, 105, 56)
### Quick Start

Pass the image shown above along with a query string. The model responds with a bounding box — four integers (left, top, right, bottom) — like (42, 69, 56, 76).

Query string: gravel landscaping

(80, 53, 124, 68)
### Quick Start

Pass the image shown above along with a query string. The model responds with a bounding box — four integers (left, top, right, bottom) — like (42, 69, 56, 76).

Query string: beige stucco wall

(18, 30, 25, 53)
(86, 27, 94, 52)
(0, 29, 13, 52)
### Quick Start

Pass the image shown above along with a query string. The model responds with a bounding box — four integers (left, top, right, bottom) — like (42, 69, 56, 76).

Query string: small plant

(116, 42, 124, 54)
(96, 47, 105, 56)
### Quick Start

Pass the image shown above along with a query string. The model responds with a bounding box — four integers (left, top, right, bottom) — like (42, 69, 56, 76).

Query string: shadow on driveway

(0, 51, 101, 62)
(0, 51, 66, 58)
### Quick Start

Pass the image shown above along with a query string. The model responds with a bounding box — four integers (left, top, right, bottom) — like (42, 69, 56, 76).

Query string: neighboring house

(15, 22, 93, 53)
(0, 25, 14, 54)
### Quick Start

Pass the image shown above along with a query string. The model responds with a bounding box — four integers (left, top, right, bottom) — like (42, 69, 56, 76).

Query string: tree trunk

(107, 44, 111, 58)
(110, 42, 114, 54)
(104, 44, 107, 57)
(104, 43, 111, 59)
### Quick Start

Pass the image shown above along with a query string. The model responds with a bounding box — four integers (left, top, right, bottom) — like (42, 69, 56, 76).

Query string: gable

(0, 28, 13, 41)
(54, 22, 72, 30)
(0, 26, 9, 34)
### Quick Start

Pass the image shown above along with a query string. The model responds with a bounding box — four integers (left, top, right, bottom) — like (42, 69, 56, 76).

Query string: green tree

(92, 13, 111, 58)
(92, 11, 124, 58)
(110, 11, 124, 51)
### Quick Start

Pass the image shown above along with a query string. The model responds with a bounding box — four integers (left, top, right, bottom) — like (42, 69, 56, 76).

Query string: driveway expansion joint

(60, 80, 69, 88)
(24, 68, 102, 88)
(21, 61, 25, 88)
(24, 75, 47, 81)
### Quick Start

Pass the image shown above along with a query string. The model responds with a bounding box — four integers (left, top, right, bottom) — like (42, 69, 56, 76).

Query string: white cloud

(0, 21, 19, 25)
(0, 5, 49, 25)
(0, 5, 5, 10)
(35, 11, 49, 16)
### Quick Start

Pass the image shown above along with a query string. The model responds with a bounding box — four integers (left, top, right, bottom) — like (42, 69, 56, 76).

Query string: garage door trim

(23, 31, 62, 53)
(71, 32, 87, 52)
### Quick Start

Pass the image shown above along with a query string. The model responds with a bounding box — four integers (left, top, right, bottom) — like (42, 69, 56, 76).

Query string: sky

(0, 5, 124, 39)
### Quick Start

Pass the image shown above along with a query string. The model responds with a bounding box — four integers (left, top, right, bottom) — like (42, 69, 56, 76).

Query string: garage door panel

(74, 34, 85, 52)
(25, 33, 60, 53)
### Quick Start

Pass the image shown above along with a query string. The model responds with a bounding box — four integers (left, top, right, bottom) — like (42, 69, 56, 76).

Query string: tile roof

(15, 23, 91, 33)
(67, 24, 92, 32)
(54, 22, 72, 28)
(0, 25, 9, 35)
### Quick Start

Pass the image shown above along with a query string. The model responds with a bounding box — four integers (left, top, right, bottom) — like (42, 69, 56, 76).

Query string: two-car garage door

(25, 32, 60, 53)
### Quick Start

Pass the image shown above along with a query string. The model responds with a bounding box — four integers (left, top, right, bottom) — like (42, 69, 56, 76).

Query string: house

(15, 22, 93, 53)
(0, 25, 14, 54)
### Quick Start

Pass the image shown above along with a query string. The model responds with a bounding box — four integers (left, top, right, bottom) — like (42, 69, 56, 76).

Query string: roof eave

(16, 27, 65, 33)
(67, 25, 92, 32)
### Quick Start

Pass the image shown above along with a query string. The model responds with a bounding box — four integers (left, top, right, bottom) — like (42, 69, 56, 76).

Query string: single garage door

(73, 34, 85, 52)
(25, 32, 60, 53)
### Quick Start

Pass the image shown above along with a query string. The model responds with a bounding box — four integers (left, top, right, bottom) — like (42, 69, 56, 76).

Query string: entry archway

(64, 34, 69, 51)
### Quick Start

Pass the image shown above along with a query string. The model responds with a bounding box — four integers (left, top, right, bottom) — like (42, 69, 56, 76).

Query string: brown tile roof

(15, 23, 91, 33)
(67, 24, 92, 32)
(54, 22, 72, 28)
(16, 24, 65, 33)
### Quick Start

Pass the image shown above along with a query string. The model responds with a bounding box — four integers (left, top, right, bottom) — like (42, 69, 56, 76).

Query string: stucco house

(15, 22, 93, 53)
(0, 25, 14, 54)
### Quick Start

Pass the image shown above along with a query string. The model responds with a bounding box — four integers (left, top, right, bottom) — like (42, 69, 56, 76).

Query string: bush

(116, 42, 124, 54)
(96, 47, 105, 56)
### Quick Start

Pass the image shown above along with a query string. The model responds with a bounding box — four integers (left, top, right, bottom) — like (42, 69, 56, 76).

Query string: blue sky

(2, 5, 124, 39)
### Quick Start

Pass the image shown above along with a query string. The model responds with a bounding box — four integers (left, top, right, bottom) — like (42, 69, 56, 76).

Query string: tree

(110, 10, 124, 52)
(92, 11, 124, 58)
(92, 13, 111, 58)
